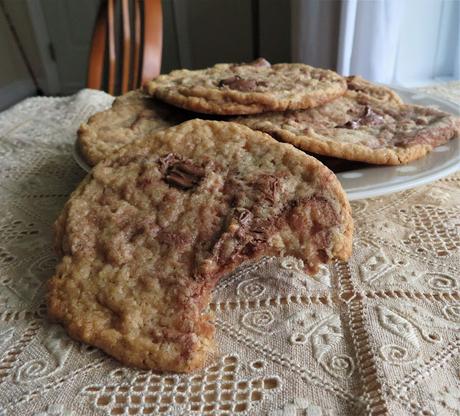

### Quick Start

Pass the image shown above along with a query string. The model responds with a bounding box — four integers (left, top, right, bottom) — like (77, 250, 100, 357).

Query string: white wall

(40, 0, 100, 95)
(0, 7, 35, 111)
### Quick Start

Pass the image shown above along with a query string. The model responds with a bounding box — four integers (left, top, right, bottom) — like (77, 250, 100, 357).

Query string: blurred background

(1, 0, 459, 111)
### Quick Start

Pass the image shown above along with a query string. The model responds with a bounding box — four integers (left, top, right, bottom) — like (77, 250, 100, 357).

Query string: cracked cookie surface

(144, 59, 347, 115)
(49, 120, 353, 372)
(235, 79, 459, 165)
(77, 90, 188, 166)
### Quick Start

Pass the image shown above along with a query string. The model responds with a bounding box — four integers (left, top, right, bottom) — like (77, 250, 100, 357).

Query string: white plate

(73, 86, 460, 200)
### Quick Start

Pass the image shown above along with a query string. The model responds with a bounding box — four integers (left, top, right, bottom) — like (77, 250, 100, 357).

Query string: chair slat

(141, 0, 163, 85)
(121, 0, 131, 93)
(87, 2, 107, 90)
(87, 0, 163, 93)
(107, 0, 116, 94)
(132, 0, 141, 89)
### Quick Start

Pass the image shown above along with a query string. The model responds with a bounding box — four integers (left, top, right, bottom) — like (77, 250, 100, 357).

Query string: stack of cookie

(79, 58, 458, 167)
(49, 60, 457, 373)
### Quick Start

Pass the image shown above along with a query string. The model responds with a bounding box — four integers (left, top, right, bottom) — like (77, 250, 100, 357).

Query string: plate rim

(72, 141, 92, 173)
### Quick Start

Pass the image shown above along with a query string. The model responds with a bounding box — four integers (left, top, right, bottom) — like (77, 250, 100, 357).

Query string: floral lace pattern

(0, 85, 459, 415)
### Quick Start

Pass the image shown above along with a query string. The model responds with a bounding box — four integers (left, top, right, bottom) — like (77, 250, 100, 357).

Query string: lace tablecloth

(0, 83, 459, 416)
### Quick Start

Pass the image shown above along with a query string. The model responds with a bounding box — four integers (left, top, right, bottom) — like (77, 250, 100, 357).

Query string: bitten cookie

(235, 81, 459, 165)
(144, 59, 347, 115)
(77, 90, 188, 166)
(49, 120, 353, 372)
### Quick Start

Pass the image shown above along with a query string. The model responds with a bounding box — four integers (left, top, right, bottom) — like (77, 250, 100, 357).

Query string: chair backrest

(87, 0, 162, 95)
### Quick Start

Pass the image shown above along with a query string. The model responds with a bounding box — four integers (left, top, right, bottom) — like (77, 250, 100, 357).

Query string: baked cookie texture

(345, 75, 404, 105)
(49, 120, 353, 372)
(144, 59, 347, 115)
(234, 83, 459, 165)
(77, 90, 187, 166)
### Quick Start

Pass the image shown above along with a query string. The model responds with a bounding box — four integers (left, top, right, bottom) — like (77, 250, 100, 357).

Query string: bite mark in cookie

(49, 120, 352, 372)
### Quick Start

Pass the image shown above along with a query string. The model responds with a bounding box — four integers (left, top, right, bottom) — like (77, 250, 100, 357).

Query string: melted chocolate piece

(342, 120, 361, 130)
(363, 106, 385, 125)
(237, 208, 253, 227)
(254, 174, 280, 203)
(346, 76, 362, 92)
(347, 84, 361, 92)
(311, 71, 328, 81)
(218, 76, 266, 92)
(338, 105, 385, 130)
(248, 57, 271, 67)
(159, 153, 205, 190)
(230, 57, 271, 70)
(286, 196, 339, 267)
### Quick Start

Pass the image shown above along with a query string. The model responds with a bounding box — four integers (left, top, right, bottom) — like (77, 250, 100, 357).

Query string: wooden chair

(87, 0, 162, 95)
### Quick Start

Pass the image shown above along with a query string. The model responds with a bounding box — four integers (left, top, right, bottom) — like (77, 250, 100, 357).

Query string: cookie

(49, 120, 353, 372)
(77, 90, 187, 166)
(234, 84, 459, 165)
(144, 59, 347, 115)
(345, 75, 403, 105)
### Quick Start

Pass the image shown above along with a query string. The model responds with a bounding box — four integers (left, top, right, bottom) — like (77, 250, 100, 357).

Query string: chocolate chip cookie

(144, 59, 347, 115)
(77, 89, 188, 166)
(49, 120, 353, 372)
(235, 83, 459, 165)
(345, 75, 403, 105)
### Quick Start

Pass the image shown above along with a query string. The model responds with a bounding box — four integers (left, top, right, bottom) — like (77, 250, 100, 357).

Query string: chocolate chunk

(347, 84, 361, 92)
(363, 106, 385, 125)
(342, 120, 361, 130)
(218, 76, 265, 92)
(264, 175, 280, 203)
(286, 196, 339, 265)
(346, 76, 362, 92)
(311, 71, 328, 81)
(230, 58, 271, 69)
(236, 208, 253, 227)
(338, 105, 384, 129)
(166, 163, 205, 190)
(251, 174, 280, 203)
(415, 118, 429, 125)
(159, 154, 205, 190)
(249, 57, 271, 67)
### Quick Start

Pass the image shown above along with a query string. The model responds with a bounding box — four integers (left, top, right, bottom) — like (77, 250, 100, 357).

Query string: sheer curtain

(337, 0, 405, 84)
(337, 0, 460, 86)
(293, 0, 460, 87)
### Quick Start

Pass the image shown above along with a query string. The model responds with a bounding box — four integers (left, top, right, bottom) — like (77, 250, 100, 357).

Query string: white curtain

(293, 0, 460, 87)
(337, 0, 405, 84)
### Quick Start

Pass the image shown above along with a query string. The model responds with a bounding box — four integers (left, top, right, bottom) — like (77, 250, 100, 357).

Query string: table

(0, 83, 459, 415)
